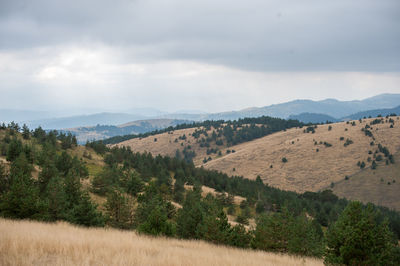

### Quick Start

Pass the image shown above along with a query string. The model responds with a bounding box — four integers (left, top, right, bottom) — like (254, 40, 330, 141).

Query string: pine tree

(22, 124, 30, 140)
(0, 165, 41, 219)
(252, 207, 293, 253)
(126, 171, 144, 196)
(67, 192, 104, 227)
(105, 189, 134, 229)
(6, 138, 23, 162)
(44, 176, 68, 220)
(173, 177, 185, 203)
(325, 202, 399, 265)
(137, 204, 175, 236)
(38, 161, 59, 193)
(176, 190, 204, 239)
(0, 162, 8, 194)
(287, 215, 323, 257)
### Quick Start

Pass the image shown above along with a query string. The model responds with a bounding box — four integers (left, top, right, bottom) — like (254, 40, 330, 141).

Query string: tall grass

(0, 218, 323, 266)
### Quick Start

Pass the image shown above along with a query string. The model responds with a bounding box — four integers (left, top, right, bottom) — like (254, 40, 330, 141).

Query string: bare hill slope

(204, 117, 400, 193)
(331, 151, 400, 210)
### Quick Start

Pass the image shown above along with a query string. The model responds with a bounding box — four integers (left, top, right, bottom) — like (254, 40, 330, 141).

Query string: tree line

(100, 116, 304, 145)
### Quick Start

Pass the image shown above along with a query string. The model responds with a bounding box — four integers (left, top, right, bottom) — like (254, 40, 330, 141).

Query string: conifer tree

(105, 189, 134, 229)
(325, 202, 399, 265)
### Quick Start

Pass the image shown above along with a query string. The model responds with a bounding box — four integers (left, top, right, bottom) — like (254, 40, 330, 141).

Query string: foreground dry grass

(0, 218, 323, 266)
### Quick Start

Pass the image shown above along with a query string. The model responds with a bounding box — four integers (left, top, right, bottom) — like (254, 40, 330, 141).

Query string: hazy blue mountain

(343, 105, 400, 120)
(288, 113, 339, 124)
(162, 93, 400, 121)
(26, 113, 148, 130)
(65, 119, 190, 143)
(212, 94, 400, 120)
(2, 93, 399, 131)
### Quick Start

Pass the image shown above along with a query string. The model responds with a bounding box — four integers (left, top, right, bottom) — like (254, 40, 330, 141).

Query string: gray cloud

(0, 0, 399, 115)
(1, 0, 399, 71)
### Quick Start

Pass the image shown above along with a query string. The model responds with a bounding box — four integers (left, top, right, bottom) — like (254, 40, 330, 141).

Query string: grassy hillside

(204, 117, 400, 192)
(113, 116, 303, 165)
(332, 151, 400, 210)
(0, 218, 323, 266)
(115, 116, 400, 210)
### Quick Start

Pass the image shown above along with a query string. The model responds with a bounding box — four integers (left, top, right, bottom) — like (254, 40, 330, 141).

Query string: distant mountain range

(1, 93, 399, 138)
(343, 105, 400, 120)
(187, 93, 400, 121)
(290, 105, 400, 124)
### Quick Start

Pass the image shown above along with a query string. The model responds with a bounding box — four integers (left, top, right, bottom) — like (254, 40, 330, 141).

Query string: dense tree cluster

(0, 123, 103, 227)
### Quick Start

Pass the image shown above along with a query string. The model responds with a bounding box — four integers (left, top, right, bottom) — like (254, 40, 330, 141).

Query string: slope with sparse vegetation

(113, 115, 400, 211)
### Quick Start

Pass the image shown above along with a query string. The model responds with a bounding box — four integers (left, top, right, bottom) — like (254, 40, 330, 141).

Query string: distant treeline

(100, 116, 305, 145)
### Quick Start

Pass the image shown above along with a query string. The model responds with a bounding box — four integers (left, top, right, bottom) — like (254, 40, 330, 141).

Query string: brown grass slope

(114, 127, 231, 166)
(0, 218, 322, 266)
(331, 151, 400, 211)
(203, 118, 400, 194)
(115, 118, 400, 197)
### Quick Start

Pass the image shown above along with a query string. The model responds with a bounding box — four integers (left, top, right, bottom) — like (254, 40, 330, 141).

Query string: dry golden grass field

(332, 151, 400, 210)
(0, 218, 323, 266)
(203, 118, 400, 193)
(115, 117, 400, 209)
(114, 127, 215, 165)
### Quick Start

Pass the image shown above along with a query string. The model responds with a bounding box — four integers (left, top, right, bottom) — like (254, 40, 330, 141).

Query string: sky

(0, 0, 399, 115)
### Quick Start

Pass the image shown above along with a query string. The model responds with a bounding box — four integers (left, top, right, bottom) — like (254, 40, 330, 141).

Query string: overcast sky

(0, 0, 399, 114)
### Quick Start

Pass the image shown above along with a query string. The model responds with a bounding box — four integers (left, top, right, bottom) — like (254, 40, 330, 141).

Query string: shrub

(323, 142, 332, 147)
(305, 126, 315, 133)
(344, 139, 353, 147)
(372, 160, 377, 169)
(282, 157, 288, 163)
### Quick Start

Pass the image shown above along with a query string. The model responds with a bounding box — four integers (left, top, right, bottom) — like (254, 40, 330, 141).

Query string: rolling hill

(65, 119, 191, 143)
(288, 112, 339, 123)
(115, 116, 400, 210)
(331, 150, 400, 211)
